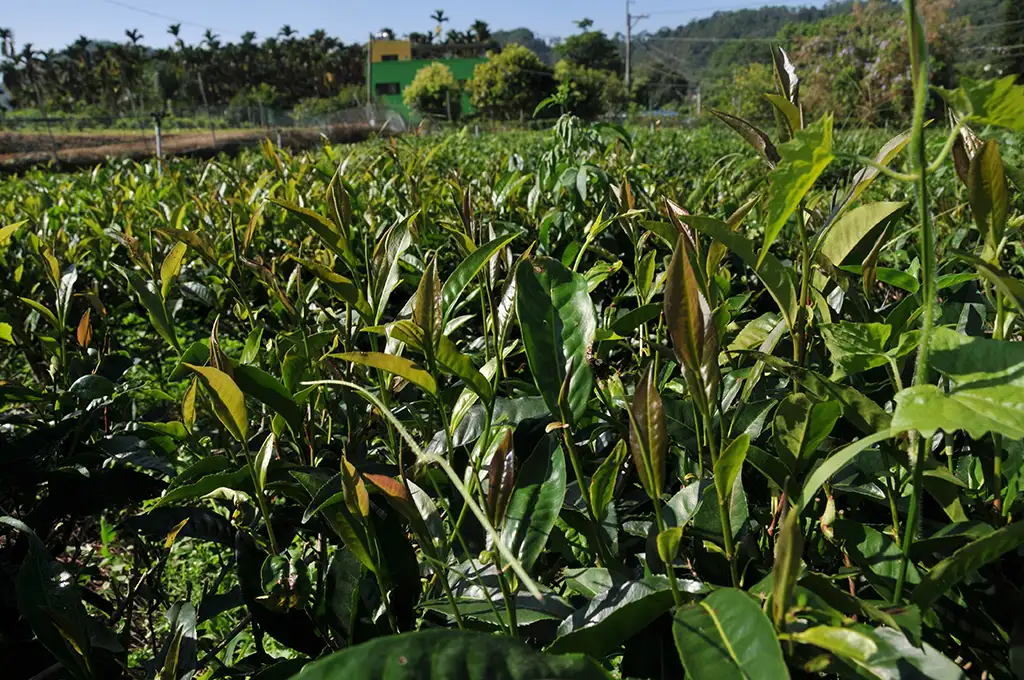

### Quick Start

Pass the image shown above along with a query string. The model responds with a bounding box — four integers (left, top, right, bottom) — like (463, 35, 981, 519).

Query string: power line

(966, 19, 1024, 31)
(99, 0, 244, 38)
(643, 35, 775, 42)
(643, 1, 798, 16)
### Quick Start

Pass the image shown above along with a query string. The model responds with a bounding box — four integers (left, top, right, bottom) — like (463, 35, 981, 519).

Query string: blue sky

(5, 0, 818, 51)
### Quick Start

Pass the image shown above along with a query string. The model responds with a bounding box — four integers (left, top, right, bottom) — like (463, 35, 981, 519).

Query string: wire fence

(0, 104, 405, 169)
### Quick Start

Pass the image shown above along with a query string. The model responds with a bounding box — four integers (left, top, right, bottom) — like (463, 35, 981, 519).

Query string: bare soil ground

(0, 123, 378, 173)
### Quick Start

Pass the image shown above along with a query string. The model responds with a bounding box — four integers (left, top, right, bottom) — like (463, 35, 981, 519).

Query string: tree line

(1, 0, 1021, 126)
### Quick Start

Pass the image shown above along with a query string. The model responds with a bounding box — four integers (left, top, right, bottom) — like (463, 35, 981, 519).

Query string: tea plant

(2, 1, 1024, 678)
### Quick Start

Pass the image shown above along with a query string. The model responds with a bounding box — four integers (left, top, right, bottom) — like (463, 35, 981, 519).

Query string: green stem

(925, 119, 966, 175)
(242, 438, 280, 555)
(895, 0, 934, 605)
(833, 152, 918, 183)
(495, 563, 519, 638)
(652, 495, 683, 607)
(796, 203, 811, 375)
(561, 426, 613, 566)
(705, 412, 739, 587)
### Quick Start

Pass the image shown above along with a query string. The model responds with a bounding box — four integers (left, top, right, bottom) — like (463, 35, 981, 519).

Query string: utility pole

(625, 0, 648, 92)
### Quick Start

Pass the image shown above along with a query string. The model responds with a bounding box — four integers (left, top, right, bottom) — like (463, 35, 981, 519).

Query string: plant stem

(561, 426, 613, 566)
(702, 409, 739, 586)
(242, 438, 280, 555)
(495, 563, 519, 638)
(652, 494, 683, 607)
(895, 0, 934, 605)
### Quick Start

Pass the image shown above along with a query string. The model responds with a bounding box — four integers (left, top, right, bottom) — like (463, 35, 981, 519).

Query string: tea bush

(2, 2, 1024, 678)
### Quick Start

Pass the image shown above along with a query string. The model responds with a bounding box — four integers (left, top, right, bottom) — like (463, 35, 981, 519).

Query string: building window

(375, 82, 400, 95)
(381, 54, 398, 61)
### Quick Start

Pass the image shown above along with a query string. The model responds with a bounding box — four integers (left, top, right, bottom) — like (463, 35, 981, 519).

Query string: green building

(368, 38, 487, 119)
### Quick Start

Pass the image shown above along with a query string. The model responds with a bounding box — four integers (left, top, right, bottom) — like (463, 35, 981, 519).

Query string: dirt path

(0, 124, 378, 173)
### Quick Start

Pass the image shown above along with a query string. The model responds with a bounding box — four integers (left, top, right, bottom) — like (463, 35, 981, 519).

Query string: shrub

(468, 44, 555, 120)
(403, 63, 461, 121)
(553, 59, 627, 119)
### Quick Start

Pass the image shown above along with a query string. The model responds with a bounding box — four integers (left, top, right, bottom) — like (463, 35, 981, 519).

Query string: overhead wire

(99, 0, 245, 38)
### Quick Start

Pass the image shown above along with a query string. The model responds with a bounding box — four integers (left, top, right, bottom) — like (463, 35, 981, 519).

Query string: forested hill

(637, 3, 852, 79)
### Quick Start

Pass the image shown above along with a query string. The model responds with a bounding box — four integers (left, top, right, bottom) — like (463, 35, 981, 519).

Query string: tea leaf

(913, 520, 1024, 609)
(967, 140, 1009, 251)
(294, 629, 607, 679)
(500, 439, 566, 574)
(893, 384, 1024, 440)
(627, 363, 667, 500)
(185, 364, 248, 442)
(160, 241, 188, 301)
(714, 434, 750, 506)
(677, 214, 798, 329)
(442, 230, 521, 318)
(673, 588, 789, 680)
(515, 257, 596, 425)
(590, 440, 627, 525)
(551, 576, 702, 656)
(760, 115, 834, 267)
(333, 351, 437, 396)
(772, 394, 842, 473)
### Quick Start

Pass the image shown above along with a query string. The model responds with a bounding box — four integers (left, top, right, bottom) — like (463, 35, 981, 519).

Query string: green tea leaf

(294, 629, 608, 680)
(185, 364, 248, 441)
(233, 364, 303, 434)
(627, 363, 667, 500)
(936, 76, 1024, 131)
(113, 263, 180, 352)
(816, 201, 906, 268)
(771, 508, 803, 628)
(913, 518, 1024, 609)
(435, 335, 491, 403)
(967, 140, 1009, 251)
(714, 434, 750, 506)
(550, 576, 704, 656)
(673, 588, 789, 680)
(442, 230, 521, 318)
(273, 199, 354, 264)
(500, 440, 566, 574)
(760, 115, 834, 266)
(892, 384, 1024, 440)
(160, 241, 188, 301)
(795, 429, 898, 511)
(333, 351, 437, 396)
(772, 394, 841, 473)
(515, 257, 596, 425)
(253, 433, 275, 495)
(656, 527, 684, 565)
(413, 256, 442, 352)
(793, 625, 964, 679)
(590, 440, 627, 524)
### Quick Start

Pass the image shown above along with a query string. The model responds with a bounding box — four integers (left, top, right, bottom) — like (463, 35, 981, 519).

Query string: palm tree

(575, 18, 594, 32)
(431, 9, 449, 39)
(279, 25, 297, 39)
(125, 29, 143, 46)
(241, 31, 257, 46)
(202, 29, 221, 50)
(0, 28, 13, 60)
(470, 20, 491, 43)
(168, 23, 185, 50)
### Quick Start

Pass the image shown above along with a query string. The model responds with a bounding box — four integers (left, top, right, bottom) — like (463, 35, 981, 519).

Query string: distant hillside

(492, 28, 553, 63)
(631, 0, 1013, 85)
(633, 2, 853, 82)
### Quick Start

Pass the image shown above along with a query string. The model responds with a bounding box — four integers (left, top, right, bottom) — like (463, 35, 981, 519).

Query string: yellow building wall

(370, 40, 411, 63)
